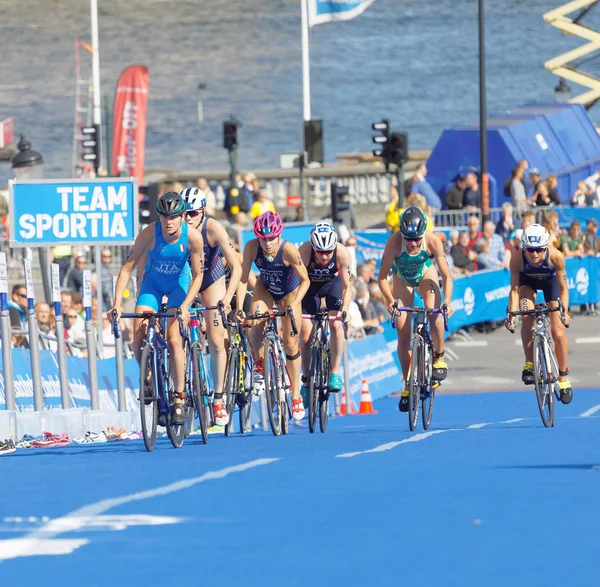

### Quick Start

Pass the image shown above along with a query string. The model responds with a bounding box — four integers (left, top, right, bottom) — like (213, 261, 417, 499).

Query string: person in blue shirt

(109, 192, 205, 424)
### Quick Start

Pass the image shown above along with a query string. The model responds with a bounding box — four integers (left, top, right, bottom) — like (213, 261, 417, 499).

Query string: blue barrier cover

(556, 207, 600, 228)
(354, 230, 387, 272)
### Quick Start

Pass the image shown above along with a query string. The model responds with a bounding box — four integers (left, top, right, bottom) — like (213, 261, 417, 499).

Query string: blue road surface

(1, 389, 599, 587)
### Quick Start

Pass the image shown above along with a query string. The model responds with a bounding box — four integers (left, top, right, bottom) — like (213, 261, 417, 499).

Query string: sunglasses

(186, 210, 202, 218)
(525, 247, 547, 253)
(315, 249, 333, 256)
(17, 293, 27, 299)
(404, 237, 422, 243)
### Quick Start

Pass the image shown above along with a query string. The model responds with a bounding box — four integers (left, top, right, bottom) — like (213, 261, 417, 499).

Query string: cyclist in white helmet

(505, 223, 573, 402)
(180, 187, 242, 426)
(298, 222, 353, 396)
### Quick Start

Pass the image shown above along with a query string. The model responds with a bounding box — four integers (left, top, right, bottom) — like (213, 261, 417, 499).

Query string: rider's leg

(419, 268, 446, 380)
(548, 297, 572, 404)
(132, 310, 151, 364)
(249, 280, 271, 359)
(281, 294, 305, 420)
(300, 287, 318, 403)
(519, 288, 536, 384)
(325, 278, 345, 390)
(391, 275, 414, 379)
(133, 280, 161, 363)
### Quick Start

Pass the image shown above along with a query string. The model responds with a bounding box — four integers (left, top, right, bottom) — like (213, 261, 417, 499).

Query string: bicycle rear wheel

(166, 389, 187, 449)
(308, 346, 320, 433)
(183, 341, 194, 438)
(319, 347, 331, 433)
(264, 339, 282, 436)
(533, 336, 554, 428)
(191, 341, 209, 443)
(239, 353, 254, 434)
(224, 348, 239, 437)
(408, 335, 422, 431)
(421, 345, 435, 430)
(280, 359, 290, 435)
(139, 344, 158, 452)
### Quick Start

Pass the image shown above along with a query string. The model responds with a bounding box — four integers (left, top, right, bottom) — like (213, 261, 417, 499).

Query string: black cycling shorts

(302, 277, 343, 315)
(518, 274, 560, 302)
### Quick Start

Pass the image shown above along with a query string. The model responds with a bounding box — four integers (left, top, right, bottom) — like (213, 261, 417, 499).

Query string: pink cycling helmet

(254, 211, 283, 239)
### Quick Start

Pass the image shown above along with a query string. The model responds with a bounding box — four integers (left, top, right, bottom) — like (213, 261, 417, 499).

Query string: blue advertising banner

(239, 221, 316, 251)
(354, 229, 387, 271)
(556, 207, 600, 228)
(8, 178, 138, 246)
(308, 0, 378, 26)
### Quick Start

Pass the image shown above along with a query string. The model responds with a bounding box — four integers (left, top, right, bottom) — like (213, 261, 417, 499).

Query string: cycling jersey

(307, 248, 339, 282)
(391, 234, 433, 287)
(137, 223, 191, 311)
(519, 249, 559, 301)
(303, 247, 342, 314)
(199, 220, 225, 293)
(255, 240, 300, 301)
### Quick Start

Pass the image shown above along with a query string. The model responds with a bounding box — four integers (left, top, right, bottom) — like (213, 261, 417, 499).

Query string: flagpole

(301, 0, 311, 121)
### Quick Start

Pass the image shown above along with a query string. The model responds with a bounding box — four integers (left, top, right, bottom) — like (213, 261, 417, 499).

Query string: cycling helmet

(310, 222, 337, 251)
(253, 211, 283, 239)
(399, 206, 427, 239)
(180, 187, 206, 212)
(156, 191, 185, 217)
(521, 224, 550, 249)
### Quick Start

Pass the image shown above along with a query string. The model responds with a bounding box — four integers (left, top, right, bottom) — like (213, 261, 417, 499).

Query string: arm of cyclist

(430, 232, 454, 317)
(282, 242, 310, 306)
(505, 253, 522, 331)
(377, 232, 400, 315)
(213, 223, 242, 312)
(183, 227, 205, 321)
(108, 225, 154, 320)
(236, 240, 258, 318)
(552, 248, 571, 326)
(337, 243, 354, 317)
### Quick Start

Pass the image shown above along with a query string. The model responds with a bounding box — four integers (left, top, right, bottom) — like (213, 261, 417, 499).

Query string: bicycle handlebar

(301, 310, 349, 340)
(391, 302, 449, 332)
(243, 307, 298, 337)
(505, 301, 568, 334)
(111, 310, 175, 339)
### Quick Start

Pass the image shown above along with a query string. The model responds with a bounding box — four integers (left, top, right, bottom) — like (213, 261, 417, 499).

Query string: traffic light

(223, 119, 238, 151)
(389, 132, 408, 167)
(138, 183, 159, 229)
(304, 119, 323, 165)
(81, 124, 100, 173)
(372, 119, 390, 166)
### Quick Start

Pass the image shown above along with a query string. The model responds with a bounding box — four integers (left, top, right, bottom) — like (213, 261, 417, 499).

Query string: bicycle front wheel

(408, 335, 422, 432)
(533, 336, 554, 428)
(319, 346, 331, 433)
(264, 339, 282, 436)
(239, 353, 254, 434)
(421, 345, 435, 430)
(224, 348, 239, 437)
(191, 341, 209, 444)
(308, 346, 320, 433)
(139, 344, 158, 452)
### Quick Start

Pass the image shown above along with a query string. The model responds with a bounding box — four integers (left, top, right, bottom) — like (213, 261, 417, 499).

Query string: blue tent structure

(426, 103, 600, 209)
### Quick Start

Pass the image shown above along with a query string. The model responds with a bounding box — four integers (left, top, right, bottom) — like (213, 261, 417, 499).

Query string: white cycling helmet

(310, 222, 338, 252)
(521, 223, 550, 249)
(180, 187, 206, 212)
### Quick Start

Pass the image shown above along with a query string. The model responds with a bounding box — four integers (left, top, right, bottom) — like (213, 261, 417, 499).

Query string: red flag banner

(112, 65, 149, 186)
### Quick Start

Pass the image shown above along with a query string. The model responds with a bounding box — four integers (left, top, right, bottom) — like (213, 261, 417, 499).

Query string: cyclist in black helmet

(377, 205, 454, 412)
(109, 192, 205, 424)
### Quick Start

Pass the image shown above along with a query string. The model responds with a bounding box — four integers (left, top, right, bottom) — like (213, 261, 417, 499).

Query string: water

(1, 0, 599, 187)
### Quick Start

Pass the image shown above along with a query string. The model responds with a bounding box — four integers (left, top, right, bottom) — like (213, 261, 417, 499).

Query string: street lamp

(11, 136, 52, 302)
(11, 136, 44, 179)
(555, 78, 571, 103)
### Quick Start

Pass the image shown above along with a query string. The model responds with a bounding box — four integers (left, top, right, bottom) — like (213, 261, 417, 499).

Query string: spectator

(406, 193, 434, 232)
(542, 210, 562, 248)
(410, 163, 442, 210)
(347, 286, 365, 338)
(35, 301, 53, 334)
(344, 235, 358, 277)
(520, 210, 535, 230)
(583, 218, 600, 256)
(509, 166, 528, 211)
(355, 282, 383, 335)
(51, 245, 73, 287)
(99, 248, 114, 312)
(532, 181, 553, 208)
(466, 215, 482, 249)
(64, 255, 86, 293)
(8, 283, 27, 328)
(546, 175, 561, 206)
(448, 230, 459, 249)
(475, 239, 494, 270)
(368, 282, 388, 323)
(481, 220, 510, 268)
(560, 221, 585, 258)
(232, 211, 249, 229)
(195, 177, 216, 217)
(385, 186, 401, 232)
(61, 290, 86, 344)
(504, 159, 528, 198)
(356, 262, 374, 286)
(65, 309, 86, 356)
(571, 181, 590, 208)
(462, 172, 481, 210)
(249, 190, 276, 219)
(528, 168, 542, 197)
(495, 202, 515, 244)
(241, 173, 256, 204)
(450, 231, 477, 276)
(509, 228, 523, 256)
(446, 176, 466, 211)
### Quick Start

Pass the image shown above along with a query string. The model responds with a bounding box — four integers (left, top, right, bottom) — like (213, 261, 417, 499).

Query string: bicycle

(303, 308, 348, 434)
(112, 308, 185, 451)
(506, 301, 568, 428)
(392, 303, 449, 432)
(223, 314, 254, 436)
(245, 306, 298, 436)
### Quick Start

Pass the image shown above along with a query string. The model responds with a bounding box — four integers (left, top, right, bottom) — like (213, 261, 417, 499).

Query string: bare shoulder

(549, 246, 565, 269)
(425, 232, 443, 254)
(385, 230, 403, 250)
(336, 242, 351, 264)
(509, 249, 522, 272)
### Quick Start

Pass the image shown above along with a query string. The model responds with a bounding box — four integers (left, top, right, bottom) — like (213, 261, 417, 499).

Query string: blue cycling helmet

(399, 206, 427, 239)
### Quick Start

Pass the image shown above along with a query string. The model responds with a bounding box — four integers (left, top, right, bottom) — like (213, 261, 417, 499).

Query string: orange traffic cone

(356, 379, 377, 415)
(340, 387, 356, 416)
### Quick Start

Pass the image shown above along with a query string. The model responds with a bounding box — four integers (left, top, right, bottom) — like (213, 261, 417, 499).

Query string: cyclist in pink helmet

(238, 211, 310, 421)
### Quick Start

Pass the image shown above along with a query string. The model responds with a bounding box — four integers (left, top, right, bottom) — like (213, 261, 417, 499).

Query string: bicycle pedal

(157, 414, 167, 427)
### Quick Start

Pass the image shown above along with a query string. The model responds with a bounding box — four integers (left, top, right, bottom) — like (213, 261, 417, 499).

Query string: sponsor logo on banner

(575, 268, 589, 295)
(463, 287, 475, 316)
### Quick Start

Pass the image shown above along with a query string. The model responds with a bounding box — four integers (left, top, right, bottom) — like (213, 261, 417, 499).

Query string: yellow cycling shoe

(558, 378, 573, 405)
(399, 389, 409, 412)
(432, 357, 448, 381)
(521, 362, 534, 385)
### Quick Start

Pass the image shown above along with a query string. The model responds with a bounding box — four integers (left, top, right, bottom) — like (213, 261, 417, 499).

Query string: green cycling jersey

(391, 233, 433, 287)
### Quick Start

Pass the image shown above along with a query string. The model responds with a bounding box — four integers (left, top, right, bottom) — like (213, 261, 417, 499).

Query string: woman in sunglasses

(505, 224, 572, 402)
(180, 187, 242, 427)
(377, 206, 454, 412)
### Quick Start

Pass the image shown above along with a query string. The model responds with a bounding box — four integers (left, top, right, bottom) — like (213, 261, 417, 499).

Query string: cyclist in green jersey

(378, 206, 454, 412)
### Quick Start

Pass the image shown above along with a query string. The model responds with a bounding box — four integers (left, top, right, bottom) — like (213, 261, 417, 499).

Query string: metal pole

(90, 0, 102, 170)
(94, 245, 103, 358)
(478, 0, 490, 223)
(38, 248, 52, 303)
(299, 151, 307, 221)
(343, 344, 351, 414)
(104, 95, 112, 175)
(301, 0, 311, 122)
(0, 253, 14, 411)
(24, 258, 44, 411)
(83, 270, 99, 409)
(115, 326, 126, 411)
(397, 165, 406, 208)
(51, 264, 70, 409)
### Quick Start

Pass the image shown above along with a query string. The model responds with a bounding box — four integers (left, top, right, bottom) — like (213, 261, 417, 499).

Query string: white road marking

(501, 418, 526, 424)
(453, 340, 489, 347)
(579, 405, 600, 418)
(467, 423, 489, 429)
(575, 337, 600, 344)
(0, 458, 279, 561)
